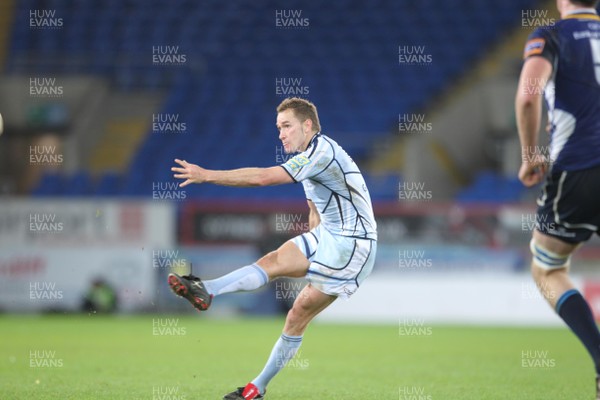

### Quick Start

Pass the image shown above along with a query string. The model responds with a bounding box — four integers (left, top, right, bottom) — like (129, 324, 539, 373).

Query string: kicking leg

(169, 240, 309, 311)
(204, 239, 310, 295)
(248, 284, 336, 396)
(530, 230, 600, 378)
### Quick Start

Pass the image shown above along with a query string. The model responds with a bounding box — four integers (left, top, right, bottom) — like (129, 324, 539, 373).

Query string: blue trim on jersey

(309, 157, 335, 180)
(313, 179, 352, 203)
(317, 171, 372, 236)
(354, 240, 373, 288)
(345, 235, 376, 240)
(310, 241, 358, 271)
(312, 260, 346, 271)
(321, 192, 334, 214)
(306, 269, 353, 281)
(308, 132, 321, 147)
(307, 134, 337, 180)
(279, 165, 298, 183)
(555, 289, 579, 314)
(333, 193, 344, 230)
(300, 235, 310, 258)
(306, 134, 320, 158)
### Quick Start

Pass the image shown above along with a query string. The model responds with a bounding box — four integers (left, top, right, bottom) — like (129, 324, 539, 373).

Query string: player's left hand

(172, 159, 207, 187)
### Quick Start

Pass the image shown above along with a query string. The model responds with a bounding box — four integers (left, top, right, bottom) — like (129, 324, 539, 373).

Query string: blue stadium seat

(456, 171, 527, 203)
(95, 171, 122, 196)
(31, 172, 66, 197)
(63, 171, 94, 196)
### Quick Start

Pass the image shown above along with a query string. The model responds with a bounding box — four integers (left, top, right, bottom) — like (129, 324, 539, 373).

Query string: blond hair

(276, 97, 321, 133)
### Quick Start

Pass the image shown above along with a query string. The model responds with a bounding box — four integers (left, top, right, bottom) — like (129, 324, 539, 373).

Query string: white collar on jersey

(566, 8, 598, 16)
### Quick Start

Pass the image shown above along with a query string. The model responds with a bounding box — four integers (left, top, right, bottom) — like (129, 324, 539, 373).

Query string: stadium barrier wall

(0, 246, 154, 312)
(0, 199, 174, 247)
(0, 199, 174, 312)
(318, 273, 587, 326)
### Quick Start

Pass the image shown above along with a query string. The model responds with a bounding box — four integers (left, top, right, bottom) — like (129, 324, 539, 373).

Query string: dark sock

(556, 289, 600, 375)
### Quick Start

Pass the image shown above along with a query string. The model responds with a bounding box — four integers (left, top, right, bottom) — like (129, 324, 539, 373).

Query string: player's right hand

(172, 159, 207, 187)
(518, 160, 547, 187)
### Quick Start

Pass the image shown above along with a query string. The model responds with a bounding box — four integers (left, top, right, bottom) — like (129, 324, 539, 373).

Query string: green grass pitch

(0, 315, 594, 399)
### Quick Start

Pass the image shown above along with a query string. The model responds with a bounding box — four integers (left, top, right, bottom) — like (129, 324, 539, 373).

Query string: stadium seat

(95, 171, 122, 196)
(31, 171, 66, 197)
(63, 171, 94, 196)
(456, 171, 527, 203)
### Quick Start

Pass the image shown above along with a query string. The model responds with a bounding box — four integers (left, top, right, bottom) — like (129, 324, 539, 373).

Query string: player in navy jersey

(167, 97, 377, 399)
(516, 0, 600, 397)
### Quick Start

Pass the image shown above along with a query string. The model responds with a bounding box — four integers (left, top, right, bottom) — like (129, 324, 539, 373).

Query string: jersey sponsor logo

(284, 154, 311, 171)
(524, 38, 545, 58)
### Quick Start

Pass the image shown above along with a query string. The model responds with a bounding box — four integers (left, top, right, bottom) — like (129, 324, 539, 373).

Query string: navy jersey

(280, 133, 377, 240)
(524, 9, 600, 171)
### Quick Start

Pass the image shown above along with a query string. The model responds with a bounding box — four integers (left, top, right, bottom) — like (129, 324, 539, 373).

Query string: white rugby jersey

(280, 133, 377, 240)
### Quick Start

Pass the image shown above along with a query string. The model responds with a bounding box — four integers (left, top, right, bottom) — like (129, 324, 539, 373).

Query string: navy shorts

(536, 164, 600, 244)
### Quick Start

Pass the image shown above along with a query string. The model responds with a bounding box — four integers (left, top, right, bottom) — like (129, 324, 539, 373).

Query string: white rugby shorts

(290, 225, 376, 298)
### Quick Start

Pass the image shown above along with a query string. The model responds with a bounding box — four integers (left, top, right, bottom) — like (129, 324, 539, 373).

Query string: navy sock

(556, 289, 600, 375)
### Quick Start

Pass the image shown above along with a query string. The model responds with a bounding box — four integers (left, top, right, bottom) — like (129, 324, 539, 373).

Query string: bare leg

(256, 240, 311, 280)
(283, 284, 336, 336)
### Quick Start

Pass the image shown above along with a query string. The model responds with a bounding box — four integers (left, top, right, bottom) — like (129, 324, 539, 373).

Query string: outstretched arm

(171, 159, 293, 187)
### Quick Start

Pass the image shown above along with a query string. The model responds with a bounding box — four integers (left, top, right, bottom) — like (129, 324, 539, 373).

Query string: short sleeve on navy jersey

(524, 28, 558, 65)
